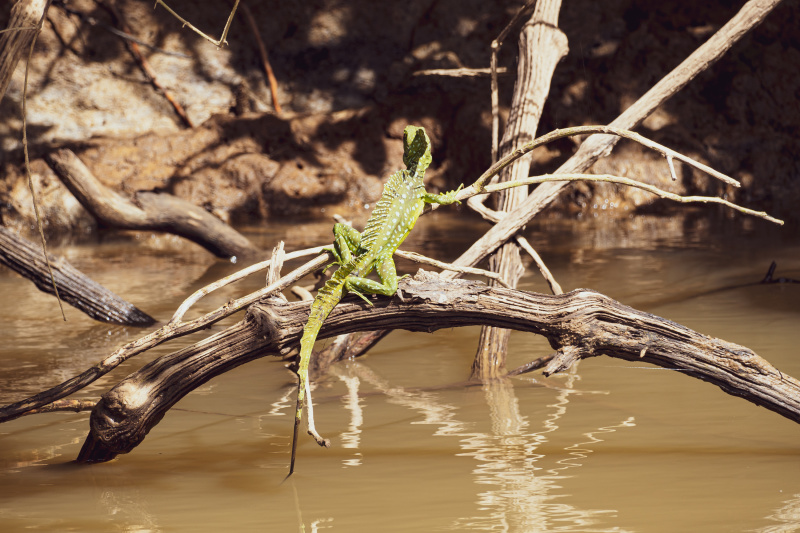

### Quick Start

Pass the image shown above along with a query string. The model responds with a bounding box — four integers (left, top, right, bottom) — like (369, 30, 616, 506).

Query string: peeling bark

(76, 271, 800, 463)
(474, 0, 568, 379)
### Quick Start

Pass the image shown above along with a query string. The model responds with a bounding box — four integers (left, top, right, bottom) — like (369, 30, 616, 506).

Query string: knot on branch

(247, 299, 302, 356)
(400, 269, 490, 304)
(542, 344, 590, 376)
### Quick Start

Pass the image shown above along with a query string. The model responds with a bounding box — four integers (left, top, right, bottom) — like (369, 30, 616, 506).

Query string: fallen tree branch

(74, 270, 800, 462)
(0, 226, 155, 326)
(45, 148, 260, 259)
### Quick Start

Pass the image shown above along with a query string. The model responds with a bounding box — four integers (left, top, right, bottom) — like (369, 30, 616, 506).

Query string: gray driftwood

(76, 271, 800, 463)
(473, 0, 568, 379)
(0, 0, 48, 103)
(0, 225, 155, 326)
(45, 149, 260, 260)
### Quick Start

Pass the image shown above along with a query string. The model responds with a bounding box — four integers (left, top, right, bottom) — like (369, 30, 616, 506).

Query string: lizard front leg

(422, 183, 463, 206)
(323, 223, 363, 270)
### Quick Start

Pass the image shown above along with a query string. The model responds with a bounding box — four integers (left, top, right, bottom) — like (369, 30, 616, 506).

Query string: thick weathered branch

(45, 149, 260, 259)
(76, 271, 800, 463)
(0, 226, 155, 326)
(0, 0, 47, 102)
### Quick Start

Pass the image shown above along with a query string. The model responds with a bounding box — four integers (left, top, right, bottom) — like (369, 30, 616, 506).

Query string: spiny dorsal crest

(361, 126, 431, 248)
(361, 169, 408, 247)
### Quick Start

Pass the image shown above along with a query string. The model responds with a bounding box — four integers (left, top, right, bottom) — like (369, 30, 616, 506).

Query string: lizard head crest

(402, 125, 432, 177)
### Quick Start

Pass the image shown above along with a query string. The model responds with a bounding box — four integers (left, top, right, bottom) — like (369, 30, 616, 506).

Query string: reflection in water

(451, 367, 635, 532)
(760, 494, 800, 533)
(333, 366, 364, 467)
(100, 488, 162, 533)
(331, 361, 633, 531)
(267, 385, 294, 418)
(346, 362, 468, 437)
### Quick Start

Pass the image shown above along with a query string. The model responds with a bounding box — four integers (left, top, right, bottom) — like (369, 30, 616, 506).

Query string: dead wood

(474, 0, 567, 379)
(0, 225, 155, 326)
(76, 270, 800, 463)
(0, 0, 47, 103)
(45, 149, 260, 259)
(443, 0, 784, 276)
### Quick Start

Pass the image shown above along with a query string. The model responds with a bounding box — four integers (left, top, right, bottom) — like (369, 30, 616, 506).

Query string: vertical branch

(1, 0, 66, 319)
(472, 0, 567, 380)
(0, 0, 47, 100)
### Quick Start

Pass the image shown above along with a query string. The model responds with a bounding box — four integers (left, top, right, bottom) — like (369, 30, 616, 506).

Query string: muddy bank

(1, 0, 797, 240)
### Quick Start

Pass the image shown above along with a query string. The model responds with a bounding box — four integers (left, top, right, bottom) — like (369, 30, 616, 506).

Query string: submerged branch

(0, 226, 155, 326)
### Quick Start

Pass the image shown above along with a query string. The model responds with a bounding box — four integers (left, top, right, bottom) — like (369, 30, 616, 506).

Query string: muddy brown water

(0, 210, 798, 532)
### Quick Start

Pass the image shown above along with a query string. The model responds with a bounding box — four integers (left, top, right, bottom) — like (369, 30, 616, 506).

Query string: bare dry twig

(482, 173, 782, 225)
(412, 67, 509, 78)
(14, 0, 67, 320)
(98, 1, 194, 127)
(154, 0, 239, 48)
(239, 1, 282, 114)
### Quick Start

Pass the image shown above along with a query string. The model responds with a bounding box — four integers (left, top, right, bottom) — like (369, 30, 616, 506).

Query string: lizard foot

(349, 287, 375, 306)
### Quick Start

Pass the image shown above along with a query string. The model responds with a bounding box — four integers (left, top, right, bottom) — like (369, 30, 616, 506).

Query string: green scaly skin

(289, 125, 462, 475)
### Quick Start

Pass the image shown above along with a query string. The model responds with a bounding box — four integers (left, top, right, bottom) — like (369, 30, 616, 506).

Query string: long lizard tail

(289, 295, 336, 475)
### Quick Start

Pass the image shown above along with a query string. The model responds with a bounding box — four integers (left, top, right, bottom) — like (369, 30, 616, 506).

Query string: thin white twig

(413, 67, 508, 77)
(395, 250, 512, 288)
(515, 236, 563, 295)
(154, 0, 239, 48)
(480, 173, 783, 225)
(169, 246, 324, 324)
(666, 154, 678, 181)
(458, 125, 741, 200)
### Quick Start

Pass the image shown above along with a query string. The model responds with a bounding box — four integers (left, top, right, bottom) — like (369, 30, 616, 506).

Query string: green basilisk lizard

(289, 125, 461, 475)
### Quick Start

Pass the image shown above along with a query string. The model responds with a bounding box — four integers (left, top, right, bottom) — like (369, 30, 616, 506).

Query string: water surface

(0, 210, 798, 532)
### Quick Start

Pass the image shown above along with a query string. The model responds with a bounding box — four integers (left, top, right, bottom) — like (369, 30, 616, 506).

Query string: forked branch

(154, 0, 239, 48)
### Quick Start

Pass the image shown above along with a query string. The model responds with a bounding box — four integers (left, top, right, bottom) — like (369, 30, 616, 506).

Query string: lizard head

(402, 125, 433, 177)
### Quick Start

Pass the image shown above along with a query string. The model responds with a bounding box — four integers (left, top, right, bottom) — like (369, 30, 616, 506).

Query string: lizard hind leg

(343, 256, 400, 300)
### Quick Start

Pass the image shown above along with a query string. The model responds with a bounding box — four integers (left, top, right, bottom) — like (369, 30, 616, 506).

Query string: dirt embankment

(1, 0, 797, 239)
